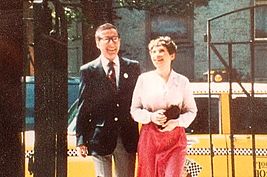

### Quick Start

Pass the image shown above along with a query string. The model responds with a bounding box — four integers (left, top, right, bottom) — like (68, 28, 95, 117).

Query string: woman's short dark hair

(148, 36, 177, 55)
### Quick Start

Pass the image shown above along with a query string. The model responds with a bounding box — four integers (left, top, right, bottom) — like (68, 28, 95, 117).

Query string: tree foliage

(63, 0, 209, 25)
(115, 0, 209, 16)
(63, 0, 209, 42)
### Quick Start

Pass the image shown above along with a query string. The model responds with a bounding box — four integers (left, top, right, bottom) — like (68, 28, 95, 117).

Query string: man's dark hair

(95, 23, 120, 39)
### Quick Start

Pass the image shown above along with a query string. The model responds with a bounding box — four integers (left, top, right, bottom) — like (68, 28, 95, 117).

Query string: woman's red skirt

(137, 123, 187, 177)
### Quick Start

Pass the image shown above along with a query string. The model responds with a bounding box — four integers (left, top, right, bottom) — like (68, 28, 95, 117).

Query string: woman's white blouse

(130, 70, 197, 128)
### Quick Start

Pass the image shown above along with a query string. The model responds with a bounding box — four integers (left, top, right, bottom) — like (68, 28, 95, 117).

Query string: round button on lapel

(114, 117, 119, 121)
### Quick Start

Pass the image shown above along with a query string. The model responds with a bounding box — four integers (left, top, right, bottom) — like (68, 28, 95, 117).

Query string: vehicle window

(231, 97, 267, 134)
(25, 79, 35, 130)
(25, 77, 80, 131)
(187, 97, 220, 134)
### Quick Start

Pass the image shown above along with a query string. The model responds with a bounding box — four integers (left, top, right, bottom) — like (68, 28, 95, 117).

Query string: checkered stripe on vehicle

(26, 148, 267, 157)
(187, 148, 267, 156)
(67, 149, 77, 157)
(184, 158, 202, 177)
(25, 150, 34, 158)
(256, 148, 267, 156)
(187, 148, 210, 155)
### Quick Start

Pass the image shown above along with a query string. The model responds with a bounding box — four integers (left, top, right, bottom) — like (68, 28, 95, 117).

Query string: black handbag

(158, 105, 181, 129)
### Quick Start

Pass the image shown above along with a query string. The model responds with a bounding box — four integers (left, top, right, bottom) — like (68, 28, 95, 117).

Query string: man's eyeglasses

(99, 36, 120, 44)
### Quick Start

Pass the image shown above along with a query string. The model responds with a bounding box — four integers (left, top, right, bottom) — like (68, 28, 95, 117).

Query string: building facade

(68, 0, 267, 81)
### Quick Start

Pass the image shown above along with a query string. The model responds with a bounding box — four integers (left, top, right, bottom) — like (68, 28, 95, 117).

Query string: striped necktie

(107, 61, 116, 89)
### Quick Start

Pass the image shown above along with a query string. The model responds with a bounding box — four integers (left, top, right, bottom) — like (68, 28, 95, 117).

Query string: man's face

(96, 28, 121, 61)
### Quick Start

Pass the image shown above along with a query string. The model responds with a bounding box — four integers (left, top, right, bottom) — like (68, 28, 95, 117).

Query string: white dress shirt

(100, 55, 120, 87)
(130, 70, 197, 128)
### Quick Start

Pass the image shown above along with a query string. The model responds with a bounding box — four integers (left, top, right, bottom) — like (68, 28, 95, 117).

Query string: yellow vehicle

(25, 81, 267, 177)
(187, 82, 267, 177)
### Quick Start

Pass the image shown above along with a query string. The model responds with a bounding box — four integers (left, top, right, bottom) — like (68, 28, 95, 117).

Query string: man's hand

(76, 145, 88, 158)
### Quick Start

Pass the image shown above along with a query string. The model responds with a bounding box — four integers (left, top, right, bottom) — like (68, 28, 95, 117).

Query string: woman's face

(149, 45, 175, 70)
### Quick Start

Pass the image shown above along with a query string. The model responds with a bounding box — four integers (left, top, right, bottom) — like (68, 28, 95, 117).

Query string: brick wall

(194, 0, 253, 81)
(116, 8, 149, 72)
(115, 0, 258, 80)
(69, 0, 266, 80)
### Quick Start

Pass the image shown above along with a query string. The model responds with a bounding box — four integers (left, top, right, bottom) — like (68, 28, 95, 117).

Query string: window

(255, 0, 267, 39)
(149, 14, 195, 79)
(150, 15, 192, 44)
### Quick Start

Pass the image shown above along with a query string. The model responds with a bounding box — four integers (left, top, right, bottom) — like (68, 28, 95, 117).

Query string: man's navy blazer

(76, 56, 140, 156)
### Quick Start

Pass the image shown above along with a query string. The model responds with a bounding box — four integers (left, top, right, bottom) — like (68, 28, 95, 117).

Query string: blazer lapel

(118, 58, 128, 91)
(95, 57, 117, 93)
(93, 57, 106, 79)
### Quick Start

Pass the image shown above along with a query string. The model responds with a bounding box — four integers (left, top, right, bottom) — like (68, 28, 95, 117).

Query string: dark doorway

(0, 2, 23, 176)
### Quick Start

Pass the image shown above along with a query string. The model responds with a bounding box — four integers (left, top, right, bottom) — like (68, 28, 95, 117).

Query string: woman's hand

(160, 119, 179, 132)
(150, 109, 167, 126)
(76, 145, 88, 158)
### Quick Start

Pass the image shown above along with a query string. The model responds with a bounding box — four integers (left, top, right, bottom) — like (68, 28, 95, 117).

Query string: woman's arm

(176, 79, 198, 128)
(130, 76, 153, 124)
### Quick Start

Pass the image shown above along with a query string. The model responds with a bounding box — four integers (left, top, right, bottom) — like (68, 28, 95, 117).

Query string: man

(76, 23, 140, 177)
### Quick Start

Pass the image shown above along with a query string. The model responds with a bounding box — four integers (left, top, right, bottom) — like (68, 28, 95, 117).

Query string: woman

(130, 36, 197, 177)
